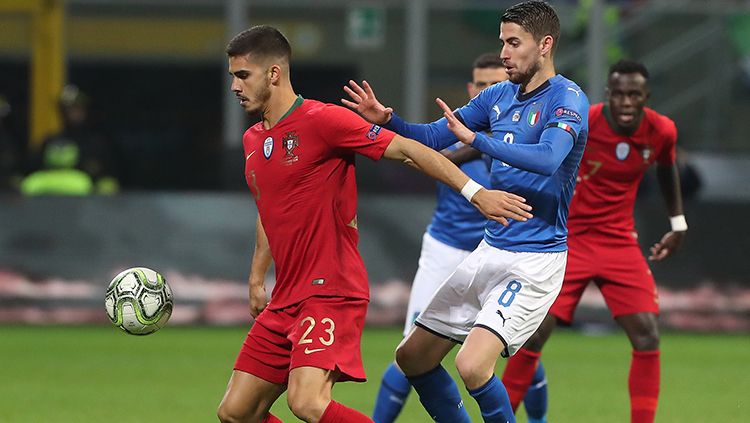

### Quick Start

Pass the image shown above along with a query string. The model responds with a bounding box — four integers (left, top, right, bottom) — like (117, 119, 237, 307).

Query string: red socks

(262, 414, 282, 423)
(629, 350, 660, 423)
(320, 400, 373, 423)
(501, 347, 541, 411)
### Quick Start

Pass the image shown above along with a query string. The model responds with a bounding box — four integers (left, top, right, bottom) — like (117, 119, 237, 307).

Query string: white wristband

(670, 215, 688, 232)
(460, 179, 483, 202)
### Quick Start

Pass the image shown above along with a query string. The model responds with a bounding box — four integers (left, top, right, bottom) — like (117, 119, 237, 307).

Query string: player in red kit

(216, 26, 533, 423)
(501, 60, 687, 423)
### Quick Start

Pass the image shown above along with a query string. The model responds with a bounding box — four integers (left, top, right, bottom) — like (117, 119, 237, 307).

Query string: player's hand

(341, 80, 393, 125)
(648, 230, 685, 261)
(248, 280, 269, 318)
(471, 188, 533, 226)
(436, 98, 476, 145)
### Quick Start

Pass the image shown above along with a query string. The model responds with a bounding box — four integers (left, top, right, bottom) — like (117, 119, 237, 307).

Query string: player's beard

(509, 59, 541, 90)
(245, 78, 272, 116)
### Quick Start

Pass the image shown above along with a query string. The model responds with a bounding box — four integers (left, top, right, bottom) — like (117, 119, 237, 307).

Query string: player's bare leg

(395, 326, 470, 422)
(287, 366, 373, 423)
(521, 313, 558, 353)
(616, 312, 660, 423)
(455, 326, 504, 389)
(456, 326, 516, 422)
(616, 312, 660, 351)
(501, 313, 557, 412)
(286, 366, 336, 422)
(217, 370, 285, 423)
(395, 326, 455, 376)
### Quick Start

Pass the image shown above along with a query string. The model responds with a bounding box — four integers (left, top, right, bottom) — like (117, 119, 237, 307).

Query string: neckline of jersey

(516, 77, 554, 102)
(270, 95, 304, 128)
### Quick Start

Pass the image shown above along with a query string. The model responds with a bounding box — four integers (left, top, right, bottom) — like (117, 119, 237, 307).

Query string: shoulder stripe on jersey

(544, 122, 577, 141)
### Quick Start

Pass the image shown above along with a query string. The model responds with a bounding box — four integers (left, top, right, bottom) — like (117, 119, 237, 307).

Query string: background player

(344, 2, 588, 421)
(501, 60, 687, 423)
(216, 25, 533, 423)
(371, 52, 509, 423)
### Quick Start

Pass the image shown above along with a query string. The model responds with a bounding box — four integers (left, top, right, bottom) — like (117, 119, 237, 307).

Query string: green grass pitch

(0, 326, 746, 422)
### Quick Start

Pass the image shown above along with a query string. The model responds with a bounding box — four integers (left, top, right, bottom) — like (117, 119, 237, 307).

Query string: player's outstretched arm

(649, 163, 687, 261)
(341, 80, 393, 125)
(248, 215, 273, 317)
(436, 98, 573, 176)
(343, 80, 459, 151)
(383, 135, 533, 226)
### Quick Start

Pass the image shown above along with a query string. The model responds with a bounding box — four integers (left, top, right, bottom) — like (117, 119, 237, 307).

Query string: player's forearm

(443, 145, 483, 166)
(385, 112, 458, 151)
(249, 217, 273, 285)
(385, 136, 470, 192)
(472, 128, 573, 176)
(656, 164, 684, 217)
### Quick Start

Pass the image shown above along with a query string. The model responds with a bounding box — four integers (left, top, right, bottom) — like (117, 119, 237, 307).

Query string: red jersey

(243, 97, 395, 310)
(567, 103, 677, 235)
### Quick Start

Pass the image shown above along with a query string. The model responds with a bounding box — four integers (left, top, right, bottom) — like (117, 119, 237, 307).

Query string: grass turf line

(0, 326, 746, 422)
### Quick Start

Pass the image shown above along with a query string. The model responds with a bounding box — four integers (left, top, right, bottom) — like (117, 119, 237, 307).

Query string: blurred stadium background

(0, 1, 748, 421)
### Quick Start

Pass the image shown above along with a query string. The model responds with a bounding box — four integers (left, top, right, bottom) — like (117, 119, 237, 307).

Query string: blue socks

(408, 365, 471, 423)
(372, 363, 411, 423)
(524, 361, 548, 423)
(468, 375, 516, 423)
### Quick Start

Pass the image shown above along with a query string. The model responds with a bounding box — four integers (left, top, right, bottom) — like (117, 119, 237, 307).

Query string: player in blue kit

(371, 52, 507, 423)
(343, 2, 588, 422)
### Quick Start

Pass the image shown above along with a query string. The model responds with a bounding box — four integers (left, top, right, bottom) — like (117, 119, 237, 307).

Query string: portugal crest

(282, 131, 299, 165)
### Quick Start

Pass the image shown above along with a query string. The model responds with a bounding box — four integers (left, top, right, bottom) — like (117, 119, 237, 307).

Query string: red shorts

(550, 230, 659, 323)
(234, 296, 368, 385)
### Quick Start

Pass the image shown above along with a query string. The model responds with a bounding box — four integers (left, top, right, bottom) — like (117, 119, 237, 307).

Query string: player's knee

(395, 342, 419, 375)
(216, 402, 244, 423)
(455, 351, 493, 390)
(631, 329, 660, 351)
(286, 392, 328, 422)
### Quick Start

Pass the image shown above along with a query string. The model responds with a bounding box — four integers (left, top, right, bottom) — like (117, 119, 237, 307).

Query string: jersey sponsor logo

(366, 124, 382, 140)
(615, 142, 630, 160)
(527, 103, 543, 126)
(554, 107, 582, 122)
(312, 278, 325, 285)
(245, 151, 255, 161)
(496, 309, 511, 327)
(282, 131, 300, 165)
(512, 110, 521, 122)
(303, 347, 326, 355)
(263, 136, 274, 159)
(493, 105, 501, 120)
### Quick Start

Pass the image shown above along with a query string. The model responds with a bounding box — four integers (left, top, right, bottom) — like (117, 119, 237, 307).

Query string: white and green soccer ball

(105, 267, 173, 335)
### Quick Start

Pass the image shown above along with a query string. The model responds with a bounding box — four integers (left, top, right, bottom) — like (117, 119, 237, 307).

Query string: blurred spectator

(0, 95, 22, 191)
(21, 85, 120, 196)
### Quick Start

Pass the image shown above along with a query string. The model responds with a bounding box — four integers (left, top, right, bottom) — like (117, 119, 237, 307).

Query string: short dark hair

(609, 59, 650, 80)
(473, 53, 504, 70)
(226, 25, 292, 63)
(501, 1, 560, 52)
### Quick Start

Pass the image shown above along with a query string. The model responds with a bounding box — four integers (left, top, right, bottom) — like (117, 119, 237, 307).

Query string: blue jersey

(387, 74, 589, 253)
(427, 143, 491, 251)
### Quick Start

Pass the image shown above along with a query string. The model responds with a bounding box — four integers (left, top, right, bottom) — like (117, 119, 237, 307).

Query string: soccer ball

(105, 267, 173, 335)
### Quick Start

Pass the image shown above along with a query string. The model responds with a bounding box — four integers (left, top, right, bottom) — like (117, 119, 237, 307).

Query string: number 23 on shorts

(298, 316, 336, 354)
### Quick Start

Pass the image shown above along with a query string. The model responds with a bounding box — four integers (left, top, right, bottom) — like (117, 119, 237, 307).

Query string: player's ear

(540, 35, 554, 56)
(268, 64, 282, 84)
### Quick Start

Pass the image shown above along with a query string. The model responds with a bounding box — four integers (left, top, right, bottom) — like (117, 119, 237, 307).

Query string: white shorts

(403, 232, 473, 336)
(415, 240, 567, 357)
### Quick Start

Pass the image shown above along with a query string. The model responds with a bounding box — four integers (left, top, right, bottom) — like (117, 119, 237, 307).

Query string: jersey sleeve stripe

(544, 122, 577, 141)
